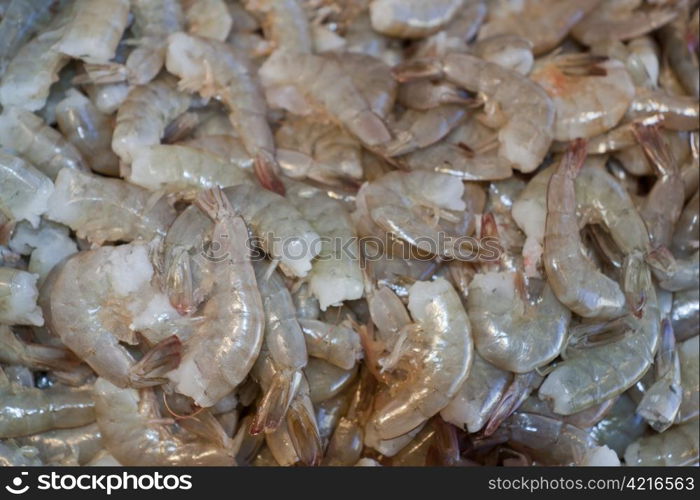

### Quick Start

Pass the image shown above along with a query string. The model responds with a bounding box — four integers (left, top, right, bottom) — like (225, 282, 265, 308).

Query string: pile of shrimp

(0, 0, 698, 467)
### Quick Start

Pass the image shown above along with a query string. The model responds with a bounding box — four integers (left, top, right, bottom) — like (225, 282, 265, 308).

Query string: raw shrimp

(398, 116, 513, 181)
(671, 288, 699, 342)
(0, 267, 43, 326)
(180, 134, 254, 169)
(165, 33, 284, 194)
(543, 141, 627, 319)
(636, 319, 682, 432)
(305, 358, 357, 404)
(440, 353, 512, 433)
(0, 152, 53, 228)
(538, 260, 660, 414)
(478, 0, 599, 55)
(530, 54, 635, 141)
(55, 89, 120, 177)
(394, 52, 555, 173)
(672, 191, 699, 257)
(254, 351, 322, 465)
(396, 80, 471, 111)
(484, 412, 606, 466)
(0, 324, 78, 372)
(0, 441, 42, 466)
(46, 169, 176, 245)
(275, 116, 364, 186)
(588, 394, 647, 456)
(366, 278, 472, 439)
(94, 378, 235, 465)
(381, 104, 469, 157)
(635, 122, 685, 251)
(46, 242, 183, 388)
(85, 81, 131, 115)
(660, 11, 699, 97)
(52, 0, 130, 62)
(112, 75, 192, 164)
(468, 271, 570, 373)
(299, 319, 362, 370)
(0, 7, 72, 111)
(624, 421, 699, 466)
(571, 0, 677, 46)
(243, 0, 312, 53)
(125, 0, 185, 85)
(125, 144, 252, 194)
(0, 107, 88, 180)
(183, 0, 233, 42)
(258, 50, 392, 147)
(354, 170, 472, 260)
(249, 263, 308, 433)
(0, 0, 56, 73)
(285, 182, 363, 310)
(369, 0, 464, 39)
(0, 380, 94, 438)
(677, 335, 699, 423)
(16, 423, 102, 465)
(626, 88, 699, 131)
(167, 188, 264, 407)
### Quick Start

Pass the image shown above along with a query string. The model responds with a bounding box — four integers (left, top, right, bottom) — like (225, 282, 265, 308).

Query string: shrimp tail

(391, 58, 445, 82)
(286, 400, 322, 466)
(165, 245, 197, 316)
(633, 122, 677, 178)
(23, 343, 81, 372)
(483, 372, 538, 437)
(645, 245, 678, 278)
(562, 138, 589, 178)
(129, 335, 182, 387)
(622, 253, 649, 318)
(254, 150, 286, 196)
(250, 371, 299, 434)
(195, 186, 232, 221)
(73, 62, 130, 85)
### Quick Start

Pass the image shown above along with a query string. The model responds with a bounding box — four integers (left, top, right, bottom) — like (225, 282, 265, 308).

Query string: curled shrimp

(0, 267, 43, 326)
(571, 0, 677, 46)
(369, 0, 464, 39)
(166, 32, 284, 194)
(478, 0, 599, 55)
(394, 52, 555, 173)
(94, 378, 235, 465)
(543, 140, 627, 319)
(52, 0, 130, 63)
(468, 270, 570, 373)
(112, 75, 192, 165)
(46, 242, 183, 388)
(624, 421, 699, 466)
(660, 8, 699, 97)
(0, 107, 88, 180)
(167, 188, 264, 407)
(0, 151, 53, 229)
(258, 49, 393, 148)
(46, 169, 176, 245)
(366, 277, 472, 439)
(530, 53, 635, 141)
(55, 89, 120, 177)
